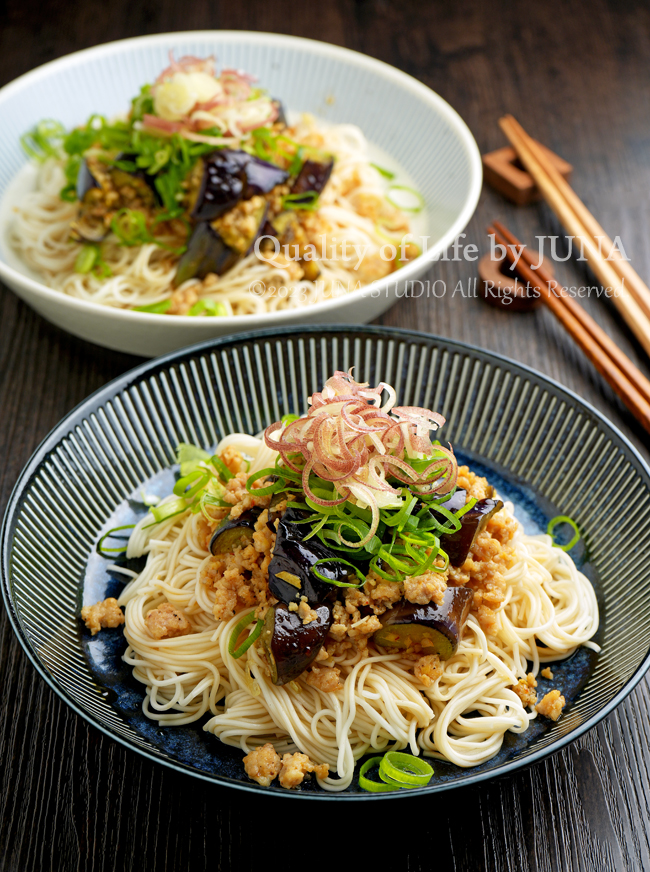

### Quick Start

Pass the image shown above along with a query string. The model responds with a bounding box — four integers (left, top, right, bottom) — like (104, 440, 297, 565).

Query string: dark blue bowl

(3, 325, 650, 799)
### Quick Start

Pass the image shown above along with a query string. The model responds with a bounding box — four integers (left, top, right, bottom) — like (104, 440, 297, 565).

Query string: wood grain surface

(1, 1, 650, 869)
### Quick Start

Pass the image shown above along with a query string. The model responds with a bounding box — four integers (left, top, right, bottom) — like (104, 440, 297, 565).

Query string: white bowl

(0, 32, 482, 357)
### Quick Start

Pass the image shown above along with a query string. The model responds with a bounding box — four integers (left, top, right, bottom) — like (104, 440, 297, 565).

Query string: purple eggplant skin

(260, 602, 333, 685)
(242, 155, 289, 198)
(76, 158, 100, 201)
(268, 506, 351, 607)
(291, 157, 334, 195)
(174, 200, 268, 285)
(174, 222, 235, 285)
(439, 498, 504, 567)
(191, 151, 246, 222)
(191, 150, 288, 221)
(209, 508, 262, 555)
(373, 587, 473, 659)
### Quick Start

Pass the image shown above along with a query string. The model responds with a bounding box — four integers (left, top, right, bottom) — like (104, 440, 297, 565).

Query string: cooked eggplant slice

(373, 587, 473, 659)
(191, 150, 288, 222)
(242, 155, 289, 198)
(291, 157, 334, 195)
(175, 199, 268, 285)
(76, 158, 100, 201)
(260, 602, 333, 685)
(439, 498, 504, 567)
(191, 151, 247, 221)
(209, 509, 261, 555)
(268, 507, 352, 606)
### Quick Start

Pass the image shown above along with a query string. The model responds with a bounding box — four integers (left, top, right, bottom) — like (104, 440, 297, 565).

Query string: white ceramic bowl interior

(0, 32, 482, 357)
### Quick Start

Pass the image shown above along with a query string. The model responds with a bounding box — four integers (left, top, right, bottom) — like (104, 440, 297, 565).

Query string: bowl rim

(0, 30, 482, 326)
(2, 323, 650, 800)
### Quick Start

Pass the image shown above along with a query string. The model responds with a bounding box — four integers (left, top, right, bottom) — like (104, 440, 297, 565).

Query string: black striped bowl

(3, 325, 650, 799)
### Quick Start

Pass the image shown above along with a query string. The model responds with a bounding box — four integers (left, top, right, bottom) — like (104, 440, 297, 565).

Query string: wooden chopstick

(500, 116, 650, 321)
(498, 115, 650, 357)
(493, 220, 650, 406)
(488, 222, 650, 433)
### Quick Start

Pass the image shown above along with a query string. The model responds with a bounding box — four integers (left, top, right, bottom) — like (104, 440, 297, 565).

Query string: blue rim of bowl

(0, 30, 482, 328)
(2, 324, 650, 800)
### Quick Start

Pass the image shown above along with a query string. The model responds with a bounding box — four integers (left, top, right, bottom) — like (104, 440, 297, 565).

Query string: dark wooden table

(2, 1, 650, 869)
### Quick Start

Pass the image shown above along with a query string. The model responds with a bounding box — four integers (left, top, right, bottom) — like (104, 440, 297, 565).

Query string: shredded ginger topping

(264, 370, 457, 544)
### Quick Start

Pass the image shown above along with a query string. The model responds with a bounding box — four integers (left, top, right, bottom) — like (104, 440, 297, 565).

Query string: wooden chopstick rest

(482, 144, 573, 206)
(479, 251, 551, 310)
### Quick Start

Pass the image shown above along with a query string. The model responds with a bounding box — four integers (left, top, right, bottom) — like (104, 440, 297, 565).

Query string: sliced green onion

(358, 757, 397, 793)
(386, 185, 425, 214)
(188, 299, 227, 317)
(547, 515, 580, 551)
(370, 162, 396, 180)
(281, 413, 300, 425)
(97, 524, 135, 556)
(173, 470, 211, 500)
(245, 467, 285, 496)
(228, 611, 264, 659)
(310, 558, 366, 588)
(281, 191, 320, 211)
(148, 497, 190, 525)
(359, 752, 434, 793)
(177, 442, 211, 473)
(74, 244, 99, 274)
(211, 455, 234, 483)
(20, 119, 65, 161)
(110, 208, 153, 246)
(133, 300, 172, 314)
(379, 751, 434, 786)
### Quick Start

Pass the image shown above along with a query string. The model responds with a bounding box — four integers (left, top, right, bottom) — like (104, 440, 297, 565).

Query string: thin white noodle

(116, 435, 599, 791)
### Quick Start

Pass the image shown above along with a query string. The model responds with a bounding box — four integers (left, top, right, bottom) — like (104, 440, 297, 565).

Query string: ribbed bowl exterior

(3, 326, 650, 798)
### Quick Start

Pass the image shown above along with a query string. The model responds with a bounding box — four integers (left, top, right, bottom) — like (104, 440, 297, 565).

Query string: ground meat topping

(348, 614, 382, 638)
(511, 673, 538, 707)
(457, 466, 493, 501)
(304, 665, 343, 693)
(541, 667, 554, 680)
(403, 571, 447, 606)
(221, 446, 244, 475)
(448, 524, 517, 635)
(536, 689, 566, 721)
(222, 471, 272, 520)
(278, 752, 329, 789)
(202, 510, 274, 621)
(414, 653, 443, 687)
(243, 743, 282, 787)
(363, 572, 404, 614)
(144, 602, 192, 640)
(297, 598, 318, 625)
(81, 597, 125, 636)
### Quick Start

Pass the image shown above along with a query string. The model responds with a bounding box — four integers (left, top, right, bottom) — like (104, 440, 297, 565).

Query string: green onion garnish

(188, 299, 227, 317)
(547, 515, 581, 551)
(97, 524, 135, 556)
(20, 119, 65, 161)
(385, 184, 425, 214)
(74, 245, 99, 274)
(359, 751, 434, 792)
(228, 611, 264, 659)
(370, 162, 396, 180)
(310, 558, 366, 588)
(281, 191, 320, 211)
(133, 300, 172, 314)
(211, 455, 234, 483)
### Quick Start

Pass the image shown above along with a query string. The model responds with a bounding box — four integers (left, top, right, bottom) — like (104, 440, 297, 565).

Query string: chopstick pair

(498, 115, 650, 357)
(489, 221, 650, 434)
